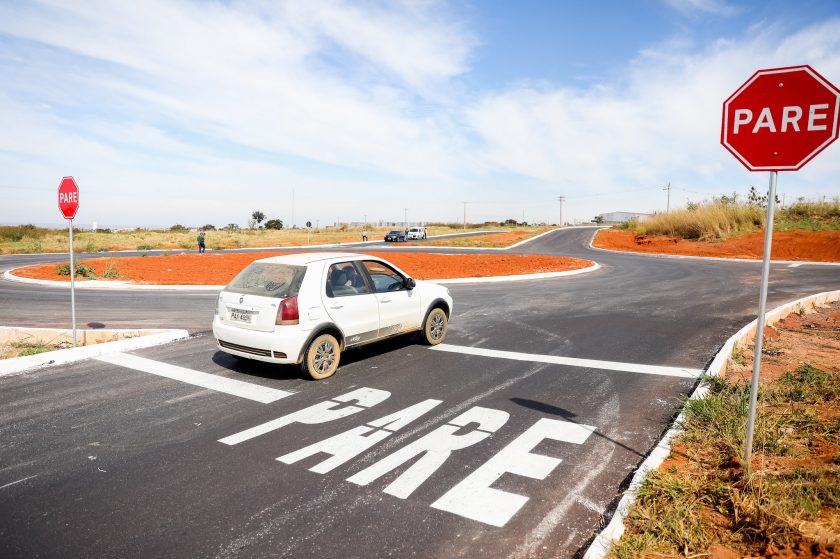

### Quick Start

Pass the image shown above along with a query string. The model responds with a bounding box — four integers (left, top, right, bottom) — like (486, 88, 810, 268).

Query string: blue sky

(1, 0, 839, 228)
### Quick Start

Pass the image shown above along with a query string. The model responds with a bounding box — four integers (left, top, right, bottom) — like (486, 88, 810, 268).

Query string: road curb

(582, 288, 840, 559)
(0, 329, 190, 377)
(432, 263, 600, 284)
(588, 230, 840, 266)
(4, 261, 600, 290)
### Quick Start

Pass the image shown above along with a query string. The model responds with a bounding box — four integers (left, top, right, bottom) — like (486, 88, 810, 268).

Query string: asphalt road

(0, 228, 837, 558)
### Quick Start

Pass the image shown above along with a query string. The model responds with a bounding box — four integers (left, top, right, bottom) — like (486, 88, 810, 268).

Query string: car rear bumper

(212, 317, 307, 364)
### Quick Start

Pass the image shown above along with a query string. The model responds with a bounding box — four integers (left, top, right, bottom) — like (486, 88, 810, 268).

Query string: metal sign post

(69, 218, 77, 347)
(743, 171, 777, 471)
(58, 176, 80, 347)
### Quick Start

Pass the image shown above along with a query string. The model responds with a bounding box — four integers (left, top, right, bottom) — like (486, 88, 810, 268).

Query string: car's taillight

(277, 296, 299, 325)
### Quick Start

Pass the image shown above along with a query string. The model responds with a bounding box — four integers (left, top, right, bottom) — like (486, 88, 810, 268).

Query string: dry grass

(0, 224, 540, 254)
(623, 202, 765, 241)
(621, 197, 840, 242)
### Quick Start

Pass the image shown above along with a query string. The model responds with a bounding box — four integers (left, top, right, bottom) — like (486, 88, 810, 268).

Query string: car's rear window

(225, 263, 306, 298)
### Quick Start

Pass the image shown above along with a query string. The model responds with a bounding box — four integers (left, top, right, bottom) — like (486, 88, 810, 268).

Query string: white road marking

(431, 418, 594, 527)
(0, 475, 38, 490)
(277, 399, 442, 473)
(346, 406, 509, 499)
(788, 263, 802, 268)
(95, 353, 293, 404)
(430, 344, 703, 378)
(219, 388, 390, 446)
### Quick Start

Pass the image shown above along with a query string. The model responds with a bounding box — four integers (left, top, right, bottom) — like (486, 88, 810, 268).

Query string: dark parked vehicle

(384, 230, 407, 242)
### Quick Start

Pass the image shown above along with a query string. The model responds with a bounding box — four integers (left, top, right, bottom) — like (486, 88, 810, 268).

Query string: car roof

(252, 252, 370, 266)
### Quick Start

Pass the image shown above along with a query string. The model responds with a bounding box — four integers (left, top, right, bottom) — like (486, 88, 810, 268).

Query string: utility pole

(462, 201, 467, 230)
(291, 187, 295, 229)
(663, 182, 671, 212)
(557, 196, 565, 227)
(364, 214, 367, 226)
(404, 208, 407, 229)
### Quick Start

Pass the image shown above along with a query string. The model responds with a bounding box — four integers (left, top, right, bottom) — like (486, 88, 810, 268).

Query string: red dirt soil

(594, 229, 840, 262)
(14, 252, 593, 285)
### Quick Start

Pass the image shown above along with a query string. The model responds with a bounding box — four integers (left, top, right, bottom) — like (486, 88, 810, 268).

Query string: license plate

(230, 309, 254, 323)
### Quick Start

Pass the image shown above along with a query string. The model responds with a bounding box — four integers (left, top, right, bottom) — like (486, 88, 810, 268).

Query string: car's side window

(326, 262, 371, 298)
(362, 261, 406, 293)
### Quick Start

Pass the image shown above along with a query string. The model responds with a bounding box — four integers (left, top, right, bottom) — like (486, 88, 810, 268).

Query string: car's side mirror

(404, 277, 416, 290)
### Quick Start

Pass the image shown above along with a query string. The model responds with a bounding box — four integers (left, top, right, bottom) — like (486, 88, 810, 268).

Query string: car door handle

(329, 303, 344, 309)
(380, 297, 391, 303)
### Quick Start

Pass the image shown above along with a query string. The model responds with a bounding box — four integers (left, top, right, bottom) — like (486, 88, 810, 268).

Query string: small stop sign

(721, 65, 840, 171)
(58, 176, 80, 219)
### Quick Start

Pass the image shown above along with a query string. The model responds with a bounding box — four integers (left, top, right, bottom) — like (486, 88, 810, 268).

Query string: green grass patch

(55, 263, 97, 278)
(610, 364, 840, 558)
(10, 341, 57, 357)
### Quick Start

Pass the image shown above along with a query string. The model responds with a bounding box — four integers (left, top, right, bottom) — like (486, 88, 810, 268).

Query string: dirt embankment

(594, 229, 840, 262)
(622, 301, 840, 559)
(12, 252, 593, 285)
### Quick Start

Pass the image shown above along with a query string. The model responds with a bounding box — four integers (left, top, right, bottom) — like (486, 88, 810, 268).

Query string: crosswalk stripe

(95, 353, 294, 403)
(430, 344, 703, 378)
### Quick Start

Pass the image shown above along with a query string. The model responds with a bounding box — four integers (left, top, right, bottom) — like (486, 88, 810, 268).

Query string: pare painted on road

(219, 387, 596, 527)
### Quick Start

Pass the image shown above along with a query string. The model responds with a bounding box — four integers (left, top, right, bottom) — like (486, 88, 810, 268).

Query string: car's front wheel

(301, 333, 340, 380)
(421, 308, 448, 345)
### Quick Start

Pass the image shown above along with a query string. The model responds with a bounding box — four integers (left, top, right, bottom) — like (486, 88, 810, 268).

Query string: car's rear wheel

(421, 308, 447, 345)
(302, 333, 340, 380)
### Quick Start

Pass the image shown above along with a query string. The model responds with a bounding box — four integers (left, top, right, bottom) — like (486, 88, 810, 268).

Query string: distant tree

(199, 224, 216, 231)
(592, 215, 604, 224)
(169, 224, 187, 231)
(747, 185, 780, 207)
(264, 219, 284, 230)
(503, 218, 518, 226)
(223, 223, 240, 231)
(686, 201, 699, 211)
(249, 210, 266, 229)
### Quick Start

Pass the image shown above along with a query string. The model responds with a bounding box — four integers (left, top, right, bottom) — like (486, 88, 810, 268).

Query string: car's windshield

(225, 263, 306, 298)
(388, 231, 402, 235)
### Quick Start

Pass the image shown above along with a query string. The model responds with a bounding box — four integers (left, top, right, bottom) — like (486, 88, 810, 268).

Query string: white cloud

(662, 0, 738, 17)
(464, 19, 840, 219)
(0, 2, 838, 227)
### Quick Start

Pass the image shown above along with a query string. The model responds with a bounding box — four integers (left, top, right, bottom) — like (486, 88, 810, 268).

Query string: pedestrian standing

(361, 228, 368, 242)
(197, 231, 206, 253)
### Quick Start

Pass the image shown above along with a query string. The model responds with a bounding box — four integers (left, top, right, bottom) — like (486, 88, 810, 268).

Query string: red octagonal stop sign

(58, 176, 80, 220)
(721, 65, 840, 171)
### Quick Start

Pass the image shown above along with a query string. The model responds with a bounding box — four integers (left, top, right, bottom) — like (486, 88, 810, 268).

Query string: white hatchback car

(406, 226, 427, 240)
(212, 252, 453, 380)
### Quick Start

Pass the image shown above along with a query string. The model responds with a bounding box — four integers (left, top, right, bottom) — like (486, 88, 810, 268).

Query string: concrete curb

(4, 259, 600, 290)
(0, 329, 190, 377)
(432, 263, 600, 284)
(588, 230, 840, 266)
(2, 270, 224, 290)
(582, 288, 840, 559)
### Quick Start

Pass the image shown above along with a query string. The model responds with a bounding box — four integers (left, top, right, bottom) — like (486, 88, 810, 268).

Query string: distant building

(596, 211, 652, 224)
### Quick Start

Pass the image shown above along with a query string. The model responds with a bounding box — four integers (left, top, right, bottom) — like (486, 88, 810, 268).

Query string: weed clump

(55, 263, 96, 278)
